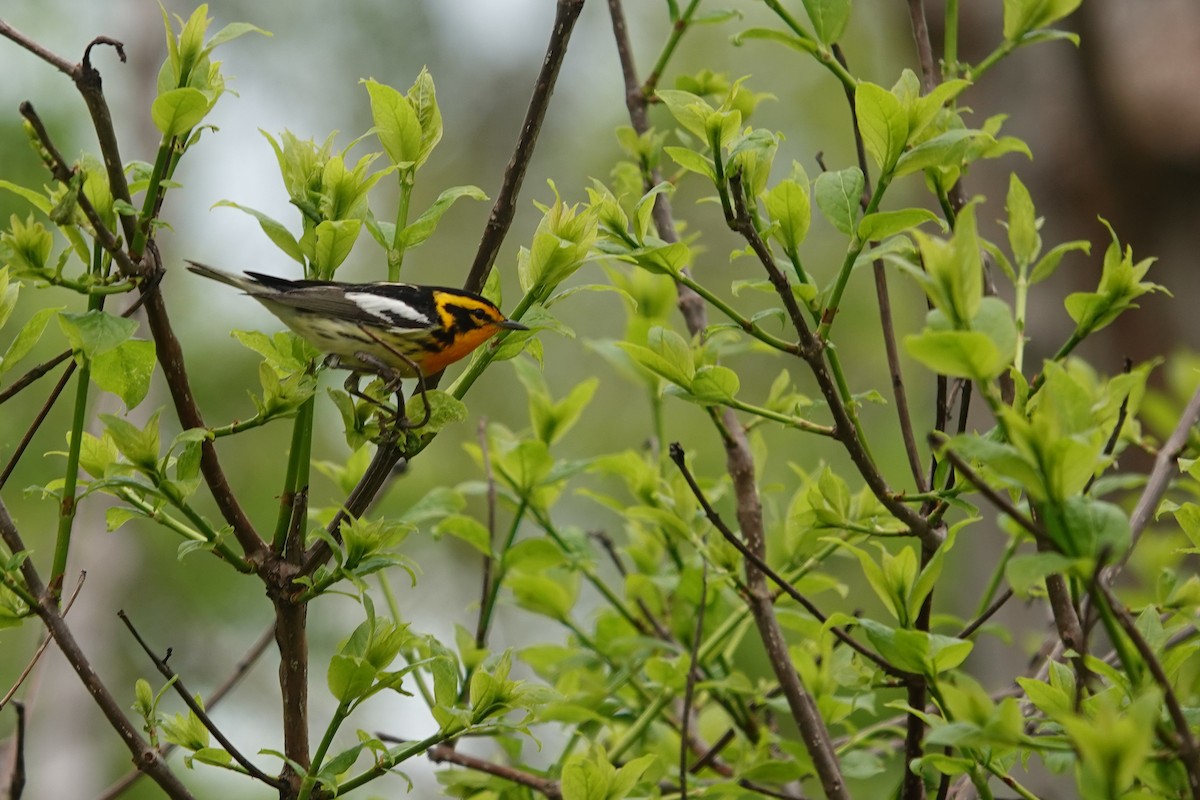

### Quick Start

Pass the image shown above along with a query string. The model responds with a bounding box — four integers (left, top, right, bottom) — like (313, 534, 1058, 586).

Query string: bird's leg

(327, 354, 397, 416)
(354, 326, 432, 430)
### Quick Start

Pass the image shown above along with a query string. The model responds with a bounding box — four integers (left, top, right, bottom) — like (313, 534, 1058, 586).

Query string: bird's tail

(185, 260, 257, 292)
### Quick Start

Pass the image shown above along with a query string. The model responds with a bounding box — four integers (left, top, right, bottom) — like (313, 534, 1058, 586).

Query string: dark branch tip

(82, 36, 127, 72)
(668, 441, 685, 464)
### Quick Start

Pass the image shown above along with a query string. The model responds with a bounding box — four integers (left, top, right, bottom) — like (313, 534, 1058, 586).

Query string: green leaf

(310, 218, 362, 277)
(732, 28, 819, 56)
(663, 146, 716, 181)
(101, 411, 161, 471)
(151, 87, 210, 137)
(213, 201, 304, 264)
(203, 21, 271, 53)
(327, 654, 376, 703)
(687, 365, 740, 404)
(405, 390, 466, 435)
(1, 306, 61, 375)
(1028, 239, 1090, 285)
(858, 208, 941, 241)
(814, 166, 864, 236)
(509, 573, 578, 621)
(396, 185, 487, 248)
(1006, 174, 1039, 267)
(1005, 552, 1075, 596)
(57, 311, 138, 360)
(894, 129, 993, 177)
(615, 327, 694, 388)
(405, 67, 443, 168)
(905, 329, 1006, 382)
(801, 0, 852, 43)
(655, 89, 714, 141)
(1003, 0, 1082, 41)
(432, 514, 491, 557)
(855, 81, 908, 171)
(364, 78, 422, 168)
(1060, 495, 1130, 559)
(91, 339, 156, 408)
(764, 166, 811, 252)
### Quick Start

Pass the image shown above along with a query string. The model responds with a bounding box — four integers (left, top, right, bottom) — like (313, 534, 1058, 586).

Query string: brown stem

(679, 553, 708, 800)
(117, 611, 283, 789)
(0, 500, 195, 800)
(904, 0, 939, 92)
(669, 443, 909, 680)
(95, 623, 276, 800)
(0, 362, 75, 492)
(728, 176, 940, 550)
(0, 572, 86, 711)
(428, 743, 562, 799)
(140, 285, 266, 565)
(474, 417, 497, 649)
(463, 0, 586, 296)
(273, 592, 309, 792)
(716, 416, 849, 799)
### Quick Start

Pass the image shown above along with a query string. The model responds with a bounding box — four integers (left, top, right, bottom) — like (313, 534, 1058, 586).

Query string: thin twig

(904, 0, 939, 92)
(1093, 582, 1200, 798)
(21, 102, 261, 562)
(956, 588, 1014, 640)
(0, 272, 162, 490)
(669, 443, 907, 680)
(679, 551, 708, 800)
(728, 175, 939, 550)
(0, 572, 86, 711)
(463, 0, 586, 296)
(932, 437, 1045, 542)
(0, 351, 71, 407)
(0, 500, 195, 800)
(95, 622, 276, 800)
(116, 611, 284, 789)
(427, 743, 562, 799)
(1125, 384, 1200, 556)
(0, 362, 75, 492)
(5, 701, 25, 800)
(18, 102, 140, 277)
(474, 417, 497, 649)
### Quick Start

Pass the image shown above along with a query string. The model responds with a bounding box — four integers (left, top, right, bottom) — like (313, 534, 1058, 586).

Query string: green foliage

(2, 3, 1196, 800)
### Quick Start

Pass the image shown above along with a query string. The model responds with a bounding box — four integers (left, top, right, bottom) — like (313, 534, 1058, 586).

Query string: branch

(19, 102, 264, 564)
(116, 611, 283, 789)
(670, 443, 909, 680)
(932, 438, 1045, 543)
(1093, 582, 1200, 798)
(1126, 383, 1200, 555)
(463, 0, 586, 295)
(668, 439, 850, 799)
(904, 0, 939, 92)
(428, 743, 562, 799)
(0, 572, 85, 711)
(0, 499, 196, 800)
(728, 176, 939, 550)
(95, 622, 276, 800)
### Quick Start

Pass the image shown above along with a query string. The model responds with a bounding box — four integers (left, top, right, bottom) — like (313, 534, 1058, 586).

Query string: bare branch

(428, 743, 562, 799)
(463, 0, 586, 295)
(0, 500, 196, 800)
(116, 611, 284, 789)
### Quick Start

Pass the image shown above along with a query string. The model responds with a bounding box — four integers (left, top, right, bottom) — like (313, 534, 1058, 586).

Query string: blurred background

(1, 0, 1198, 797)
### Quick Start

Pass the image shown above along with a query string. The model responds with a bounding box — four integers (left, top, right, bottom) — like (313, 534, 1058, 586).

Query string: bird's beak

(498, 319, 529, 331)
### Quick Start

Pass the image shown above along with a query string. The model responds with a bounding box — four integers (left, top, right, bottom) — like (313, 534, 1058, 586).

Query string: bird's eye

(472, 308, 488, 320)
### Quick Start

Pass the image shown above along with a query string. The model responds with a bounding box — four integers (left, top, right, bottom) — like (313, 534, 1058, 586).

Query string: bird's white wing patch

(345, 292, 431, 326)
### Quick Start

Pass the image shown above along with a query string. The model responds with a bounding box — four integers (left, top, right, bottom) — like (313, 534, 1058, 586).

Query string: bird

(185, 261, 527, 427)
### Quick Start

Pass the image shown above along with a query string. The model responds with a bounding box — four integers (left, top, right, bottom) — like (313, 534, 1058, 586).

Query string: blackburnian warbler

(185, 261, 528, 380)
